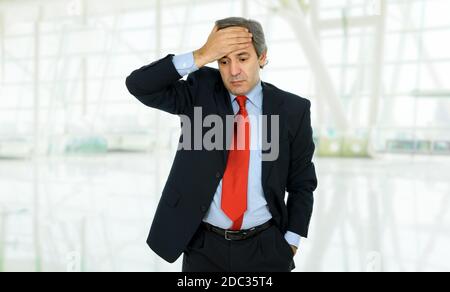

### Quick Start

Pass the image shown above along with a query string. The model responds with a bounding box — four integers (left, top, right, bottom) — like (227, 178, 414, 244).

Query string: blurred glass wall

(0, 0, 449, 272)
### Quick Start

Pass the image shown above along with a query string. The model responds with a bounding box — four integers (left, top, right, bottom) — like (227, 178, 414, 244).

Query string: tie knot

(236, 95, 248, 111)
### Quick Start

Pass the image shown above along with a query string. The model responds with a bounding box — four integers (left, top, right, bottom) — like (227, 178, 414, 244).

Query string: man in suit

(126, 17, 317, 272)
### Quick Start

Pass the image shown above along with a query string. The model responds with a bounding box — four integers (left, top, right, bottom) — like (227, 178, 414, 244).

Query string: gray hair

(215, 17, 268, 69)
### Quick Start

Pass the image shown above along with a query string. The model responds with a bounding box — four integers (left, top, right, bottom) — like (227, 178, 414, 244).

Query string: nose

(230, 61, 241, 77)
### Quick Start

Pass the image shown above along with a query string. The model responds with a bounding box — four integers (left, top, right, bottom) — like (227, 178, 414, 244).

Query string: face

(218, 43, 267, 96)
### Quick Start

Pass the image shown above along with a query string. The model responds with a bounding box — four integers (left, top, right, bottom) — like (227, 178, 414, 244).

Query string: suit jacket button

(201, 206, 208, 212)
(216, 172, 222, 179)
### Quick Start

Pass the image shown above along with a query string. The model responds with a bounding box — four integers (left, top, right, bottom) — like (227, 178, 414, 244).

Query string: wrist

(193, 48, 209, 68)
(291, 245, 298, 256)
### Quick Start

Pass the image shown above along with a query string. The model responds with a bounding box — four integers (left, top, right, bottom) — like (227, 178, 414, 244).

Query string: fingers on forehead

(221, 26, 249, 32)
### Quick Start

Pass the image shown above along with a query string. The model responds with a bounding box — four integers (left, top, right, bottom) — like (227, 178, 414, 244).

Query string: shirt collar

(229, 80, 263, 110)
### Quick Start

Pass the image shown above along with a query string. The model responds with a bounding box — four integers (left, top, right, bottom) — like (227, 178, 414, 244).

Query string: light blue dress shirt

(172, 52, 301, 248)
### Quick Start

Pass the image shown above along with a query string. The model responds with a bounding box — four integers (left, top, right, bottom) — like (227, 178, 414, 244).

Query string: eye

(220, 60, 228, 65)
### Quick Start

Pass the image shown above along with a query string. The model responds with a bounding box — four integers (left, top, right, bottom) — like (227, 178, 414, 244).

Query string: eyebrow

(220, 53, 250, 60)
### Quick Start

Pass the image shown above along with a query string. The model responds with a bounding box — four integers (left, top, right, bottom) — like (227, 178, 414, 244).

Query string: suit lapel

(213, 80, 234, 167)
(261, 81, 284, 188)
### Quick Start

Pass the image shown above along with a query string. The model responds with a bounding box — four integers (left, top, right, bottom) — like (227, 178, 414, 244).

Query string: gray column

(0, 13, 4, 84)
(32, 5, 43, 272)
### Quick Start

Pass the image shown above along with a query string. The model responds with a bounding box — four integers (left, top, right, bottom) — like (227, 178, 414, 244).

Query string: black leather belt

(203, 220, 273, 241)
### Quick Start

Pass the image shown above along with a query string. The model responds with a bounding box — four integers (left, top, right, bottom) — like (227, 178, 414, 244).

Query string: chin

(233, 91, 246, 97)
(231, 87, 249, 96)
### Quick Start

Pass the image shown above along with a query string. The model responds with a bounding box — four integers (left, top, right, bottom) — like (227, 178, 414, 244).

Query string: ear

(259, 50, 268, 69)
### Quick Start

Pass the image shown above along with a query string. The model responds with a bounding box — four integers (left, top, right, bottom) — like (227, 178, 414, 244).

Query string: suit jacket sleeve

(286, 100, 318, 238)
(125, 54, 199, 115)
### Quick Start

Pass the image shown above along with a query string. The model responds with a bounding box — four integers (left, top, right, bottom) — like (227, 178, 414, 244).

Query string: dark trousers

(182, 224, 296, 272)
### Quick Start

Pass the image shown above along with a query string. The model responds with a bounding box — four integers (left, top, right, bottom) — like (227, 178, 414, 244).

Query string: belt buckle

(224, 230, 242, 241)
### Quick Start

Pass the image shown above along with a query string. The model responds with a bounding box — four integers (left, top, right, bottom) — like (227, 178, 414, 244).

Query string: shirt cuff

(285, 231, 301, 248)
(172, 52, 199, 77)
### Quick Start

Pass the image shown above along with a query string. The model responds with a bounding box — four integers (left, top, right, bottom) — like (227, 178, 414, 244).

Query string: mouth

(231, 80, 245, 86)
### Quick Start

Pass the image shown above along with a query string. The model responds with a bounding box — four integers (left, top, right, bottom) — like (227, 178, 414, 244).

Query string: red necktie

(221, 95, 251, 230)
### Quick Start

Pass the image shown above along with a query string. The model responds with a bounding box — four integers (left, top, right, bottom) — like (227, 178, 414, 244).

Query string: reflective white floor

(0, 152, 449, 272)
